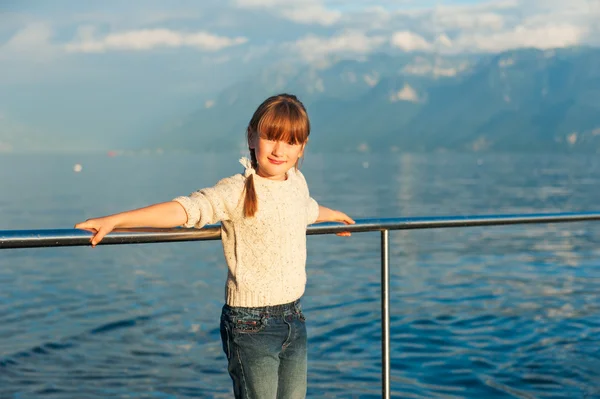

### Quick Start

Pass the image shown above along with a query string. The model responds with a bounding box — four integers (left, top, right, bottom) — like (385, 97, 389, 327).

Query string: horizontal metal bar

(1, 212, 600, 249)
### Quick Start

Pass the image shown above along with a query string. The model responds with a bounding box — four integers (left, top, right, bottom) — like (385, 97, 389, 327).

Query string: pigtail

(243, 149, 259, 218)
(243, 174, 258, 217)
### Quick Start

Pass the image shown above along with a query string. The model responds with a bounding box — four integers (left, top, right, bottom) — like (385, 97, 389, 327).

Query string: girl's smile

(268, 157, 285, 165)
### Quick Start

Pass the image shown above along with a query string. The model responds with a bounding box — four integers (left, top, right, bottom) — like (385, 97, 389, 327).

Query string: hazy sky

(1, 0, 599, 147)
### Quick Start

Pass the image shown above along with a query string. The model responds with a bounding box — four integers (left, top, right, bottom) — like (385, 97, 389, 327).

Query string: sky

(1, 0, 599, 149)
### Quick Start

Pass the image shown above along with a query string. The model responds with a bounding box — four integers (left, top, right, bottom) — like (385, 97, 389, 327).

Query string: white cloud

(435, 0, 520, 13)
(388, 0, 591, 55)
(281, 5, 341, 25)
(64, 27, 248, 53)
(454, 23, 586, 52)
(431, 10, 506, 31)
(291, 31, 386, 62)
(391, 31, 432, 52)
(333, 0, 598, 55)
(235, 0, 341, 25)
(7, 0, 600, 61)
(235, 0, 281, 5)
(232, 0, 600, 58)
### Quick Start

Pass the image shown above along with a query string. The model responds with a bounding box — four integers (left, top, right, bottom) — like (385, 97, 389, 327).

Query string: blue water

(1, 152, 600, 398)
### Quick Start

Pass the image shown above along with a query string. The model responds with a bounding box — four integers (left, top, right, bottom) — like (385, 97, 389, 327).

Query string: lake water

(1, 152, 600, 398)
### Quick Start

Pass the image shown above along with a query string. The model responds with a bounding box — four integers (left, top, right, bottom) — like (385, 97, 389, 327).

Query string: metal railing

(2, 211, 600, 398)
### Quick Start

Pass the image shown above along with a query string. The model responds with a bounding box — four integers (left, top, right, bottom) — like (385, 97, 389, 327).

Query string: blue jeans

(220, 299, 308, 399)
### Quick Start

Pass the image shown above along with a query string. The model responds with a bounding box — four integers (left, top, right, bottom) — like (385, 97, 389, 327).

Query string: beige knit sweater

(173, 158, 320, 307)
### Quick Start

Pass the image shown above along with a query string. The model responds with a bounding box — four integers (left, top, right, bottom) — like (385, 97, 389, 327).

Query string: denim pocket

(231, 314, 266, 334)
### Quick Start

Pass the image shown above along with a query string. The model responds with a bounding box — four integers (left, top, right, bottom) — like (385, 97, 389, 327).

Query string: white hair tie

(239, 157, 256, 178)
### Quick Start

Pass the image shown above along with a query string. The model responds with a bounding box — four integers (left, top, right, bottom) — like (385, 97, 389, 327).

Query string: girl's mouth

(268, 158, 285, 165)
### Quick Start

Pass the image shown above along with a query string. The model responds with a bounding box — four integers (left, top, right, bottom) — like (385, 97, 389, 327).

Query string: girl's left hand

(332, 210, 355, 237)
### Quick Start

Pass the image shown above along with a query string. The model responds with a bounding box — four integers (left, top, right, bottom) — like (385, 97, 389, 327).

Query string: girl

(75, 93, 354, 398)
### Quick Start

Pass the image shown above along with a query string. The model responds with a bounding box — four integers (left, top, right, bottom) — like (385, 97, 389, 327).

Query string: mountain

(150, 47, 600, 153)
(145, 52, 474, 152)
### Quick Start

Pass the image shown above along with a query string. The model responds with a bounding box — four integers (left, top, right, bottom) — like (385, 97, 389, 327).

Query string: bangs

(256, 102, 309, 145)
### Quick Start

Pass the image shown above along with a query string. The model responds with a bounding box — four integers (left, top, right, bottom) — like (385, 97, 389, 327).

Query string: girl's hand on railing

(332, 210, 355, 237)
(73, 202, 188, 247)
(316, 206, 355, 237)
(75, 217, 117, 247)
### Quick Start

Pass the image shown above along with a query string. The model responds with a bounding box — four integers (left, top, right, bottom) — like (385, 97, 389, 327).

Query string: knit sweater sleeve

(173, 175, 244, 228)
(307, 197, 319, 225)
(295, 169, 320, 225)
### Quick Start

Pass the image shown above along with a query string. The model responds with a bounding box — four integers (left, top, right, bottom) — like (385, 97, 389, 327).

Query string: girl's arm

(316, 205, 355, 237)
(75, 201, 188, 247)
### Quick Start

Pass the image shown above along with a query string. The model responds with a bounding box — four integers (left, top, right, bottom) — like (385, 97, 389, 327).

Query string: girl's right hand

(75, 217, 117, 247)
(74, 202, 188, 247)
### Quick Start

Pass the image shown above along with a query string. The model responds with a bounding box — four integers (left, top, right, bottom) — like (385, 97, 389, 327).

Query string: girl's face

(250, 132, 306, 181)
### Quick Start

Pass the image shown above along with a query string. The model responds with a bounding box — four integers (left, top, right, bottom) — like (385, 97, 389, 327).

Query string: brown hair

(244, 93, 310, 217)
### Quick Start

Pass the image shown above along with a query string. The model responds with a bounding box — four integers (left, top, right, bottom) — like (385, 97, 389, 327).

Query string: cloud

(455, 23, 586, 52)
(8, 1, 599, 60)
(431, 10, 506, 31)
(64, 27, 248, 53)
(235, 0, 341, 26)
(391, 31, 432, 52)
(281, 5, 341, 25)
(291, 30, 386, 62)
(328, 0, 598, 55)
(387, 0, 593, 55)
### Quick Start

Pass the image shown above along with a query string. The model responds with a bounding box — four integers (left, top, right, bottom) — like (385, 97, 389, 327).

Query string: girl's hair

(244, 93, 310, 217)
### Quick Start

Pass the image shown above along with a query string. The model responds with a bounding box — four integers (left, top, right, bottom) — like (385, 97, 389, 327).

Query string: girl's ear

(248, 129, 257, 149)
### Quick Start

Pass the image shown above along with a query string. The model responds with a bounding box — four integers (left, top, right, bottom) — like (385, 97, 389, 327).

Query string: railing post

(381, 229, 390, 399)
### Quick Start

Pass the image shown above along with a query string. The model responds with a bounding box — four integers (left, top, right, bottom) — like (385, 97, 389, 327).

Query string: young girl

(75, 93, 354, 398)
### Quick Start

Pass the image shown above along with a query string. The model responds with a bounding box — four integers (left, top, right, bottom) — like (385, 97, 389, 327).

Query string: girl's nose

(272, 142, 284, 156)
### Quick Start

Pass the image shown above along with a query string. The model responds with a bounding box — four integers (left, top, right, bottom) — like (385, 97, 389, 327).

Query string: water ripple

(2, 153, 600, 397)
